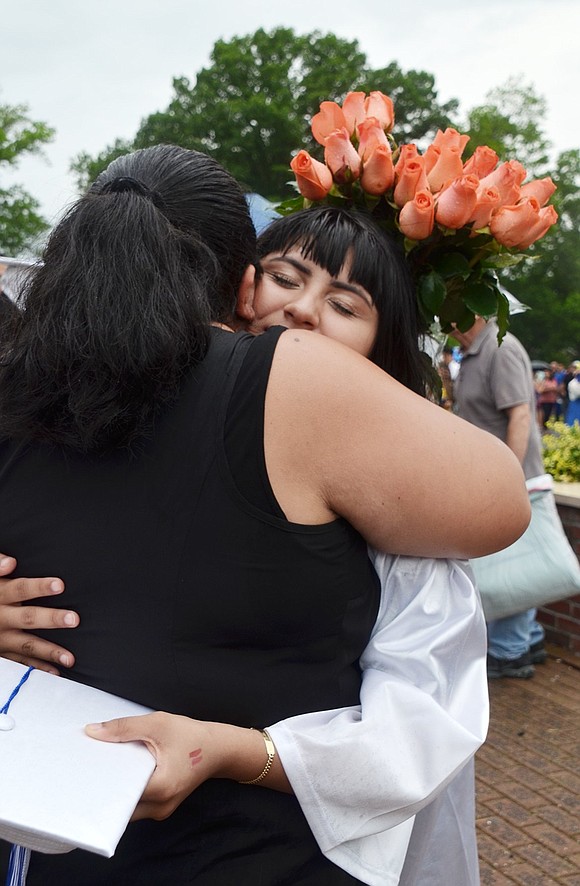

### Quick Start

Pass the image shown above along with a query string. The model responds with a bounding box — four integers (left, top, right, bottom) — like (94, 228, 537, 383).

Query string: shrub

(542, 420, 580, 483)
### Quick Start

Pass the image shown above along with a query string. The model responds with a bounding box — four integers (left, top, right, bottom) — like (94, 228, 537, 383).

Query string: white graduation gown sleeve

(267, 554, 488, 886)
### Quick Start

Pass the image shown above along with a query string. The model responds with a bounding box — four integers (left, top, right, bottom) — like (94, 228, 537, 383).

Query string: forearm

(267, 557, 488, 847)
(505, 403, 532, 466)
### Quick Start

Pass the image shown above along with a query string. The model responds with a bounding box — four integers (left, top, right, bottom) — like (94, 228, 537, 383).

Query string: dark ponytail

(0, 145, 256, 452)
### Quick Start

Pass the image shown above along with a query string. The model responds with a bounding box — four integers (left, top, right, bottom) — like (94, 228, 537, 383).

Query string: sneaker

(529, 641, 548, 664)
(487, 653, 535, 679)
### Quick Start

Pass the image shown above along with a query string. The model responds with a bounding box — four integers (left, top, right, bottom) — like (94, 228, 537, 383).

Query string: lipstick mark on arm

(189, 748, 203, 767)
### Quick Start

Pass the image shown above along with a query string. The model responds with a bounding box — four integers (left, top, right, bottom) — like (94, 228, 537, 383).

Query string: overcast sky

(3, 0, 579, 238)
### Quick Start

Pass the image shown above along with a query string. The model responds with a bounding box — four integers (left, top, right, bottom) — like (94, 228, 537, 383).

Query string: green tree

(508, 149, 580, 362)
(0, 100, 54, 255)
(71, 28, 459, 199)
(464, 79, 550, 175)
(464, 80, 579, 360)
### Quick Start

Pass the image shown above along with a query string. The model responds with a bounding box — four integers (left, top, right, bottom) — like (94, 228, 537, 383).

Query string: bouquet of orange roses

(280, 90, 558, 340)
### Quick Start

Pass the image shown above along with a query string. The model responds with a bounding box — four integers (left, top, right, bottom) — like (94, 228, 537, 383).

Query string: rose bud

(513, 205, 558, 249)
(394, 158, 429, 207)
(360, 144, 395, 194)
(290, 150, 333, 201)
(433, 127, 470, 156)
(423, 144, 441, 176)
(398, 189, 435, 240)
(324, 128, 362, 183)
(311, 101, 347, 145)
(489, 197, 541, 247)
(435, 174, 479, 228)
(342, 92, 367, 135)
(470, 186, 501, 230)
(394, 143, 419, 176)
(364, 91, 395, 132)
(357, 117, 389, 162)
(519, 177, 556, 207)
(463, 145, 499, 179)
(427, 145, 464, 193)
(479, 161, 522, 207)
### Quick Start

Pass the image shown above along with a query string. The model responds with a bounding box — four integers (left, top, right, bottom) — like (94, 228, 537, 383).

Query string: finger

(0, 576, 65, 605)
(0, 651, 62, 676)
(13, 604, 79, 631)
(0, 630, 75, 668)
(0, 556, 17, 575)
(85, 713, 158, 745)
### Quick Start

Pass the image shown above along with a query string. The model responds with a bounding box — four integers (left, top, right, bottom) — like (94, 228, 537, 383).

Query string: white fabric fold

(268, 554, 488, 885)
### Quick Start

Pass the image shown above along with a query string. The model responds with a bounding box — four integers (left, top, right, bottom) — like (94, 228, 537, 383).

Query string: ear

(235, 264, 256, 324)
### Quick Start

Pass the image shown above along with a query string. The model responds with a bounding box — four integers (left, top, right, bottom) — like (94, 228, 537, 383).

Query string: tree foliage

(507, 148, 580, 362)
(0, 101, 54, 255)
(464, 79, 550, 175)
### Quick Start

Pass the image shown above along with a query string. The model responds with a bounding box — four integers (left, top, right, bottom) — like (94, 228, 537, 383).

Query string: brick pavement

(476, 646, 580, 885)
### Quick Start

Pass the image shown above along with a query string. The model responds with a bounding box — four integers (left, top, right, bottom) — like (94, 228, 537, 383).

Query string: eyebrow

(267, 255, 373, 307)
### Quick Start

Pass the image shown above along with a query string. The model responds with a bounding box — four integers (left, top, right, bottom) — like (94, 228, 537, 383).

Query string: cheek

(252, 279, 286, 325)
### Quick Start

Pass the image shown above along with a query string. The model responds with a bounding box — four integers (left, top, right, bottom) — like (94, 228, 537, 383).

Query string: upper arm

(265, 331, 530, 559)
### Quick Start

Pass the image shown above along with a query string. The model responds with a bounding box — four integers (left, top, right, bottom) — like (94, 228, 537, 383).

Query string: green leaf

(482, 253, 526, 269)
(438, 295, 475, 331)
(418, 272, 446, 317)
(275, 195, 306, 216)
(463, 282, 499, 317)
(434, 252, 471, 280)
(495, 291, 510, 343)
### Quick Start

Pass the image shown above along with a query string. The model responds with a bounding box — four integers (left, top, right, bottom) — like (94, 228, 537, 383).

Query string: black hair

(256, 205, 434, 397)
(0, 145, 256, 452)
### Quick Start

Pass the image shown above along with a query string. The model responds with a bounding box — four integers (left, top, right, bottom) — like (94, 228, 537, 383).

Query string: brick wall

(537, 499, 580, 656)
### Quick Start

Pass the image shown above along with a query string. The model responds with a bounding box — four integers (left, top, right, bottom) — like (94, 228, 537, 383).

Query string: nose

(283, 294, 319, 330)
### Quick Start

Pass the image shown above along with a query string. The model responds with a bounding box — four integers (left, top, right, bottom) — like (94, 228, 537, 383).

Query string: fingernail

(50, 580, 63, 593)
(59, 653, 72, 666)
(86, 722, 104, 731)
(63, 612, 77, 626)
(0, 557, 13, 569)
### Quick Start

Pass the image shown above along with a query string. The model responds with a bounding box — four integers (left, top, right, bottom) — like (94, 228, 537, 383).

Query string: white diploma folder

(0, 658, 155, 857)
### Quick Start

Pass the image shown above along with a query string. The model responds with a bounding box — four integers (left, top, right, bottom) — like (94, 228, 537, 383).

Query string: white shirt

(269, 554, 488, 885)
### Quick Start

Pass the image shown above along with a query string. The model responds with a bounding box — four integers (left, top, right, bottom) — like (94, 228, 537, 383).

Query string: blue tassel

(5, 845, 31, 886)
(1, 669, 35, 886)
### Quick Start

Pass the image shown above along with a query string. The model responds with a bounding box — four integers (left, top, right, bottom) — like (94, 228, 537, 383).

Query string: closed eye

(269, 272, 300, 289)
(330, 299, 356, 317)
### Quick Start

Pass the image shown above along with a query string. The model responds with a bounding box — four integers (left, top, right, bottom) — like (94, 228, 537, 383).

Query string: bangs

(257, 207, 386, 305)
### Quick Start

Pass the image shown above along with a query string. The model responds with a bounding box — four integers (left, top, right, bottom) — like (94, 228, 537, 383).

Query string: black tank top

(0, 327, 379, 884)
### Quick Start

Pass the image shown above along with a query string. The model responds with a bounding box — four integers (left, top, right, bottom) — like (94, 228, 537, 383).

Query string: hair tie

(99, 176, 166, 211)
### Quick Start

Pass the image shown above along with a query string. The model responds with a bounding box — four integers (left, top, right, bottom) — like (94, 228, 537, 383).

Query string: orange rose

(470, 186, 501, 230)
(360, 144, 395, 195)
(516, 205, 558, 248)
(435, 174, 479, 228)
(394, 143, 419, 176)
(519, 177, 556, 207)
(394, 158, 429, 207)
(433, 128, 470, 156)
(398, 189, 435, 240)
(479, 161, 522, 207)
(364, 91, 395, 132)
(290, 150, 333, 201)
(423, 144, 441, 176)
(494, 203, 558, 250)
(427, 145, 464, 193)
(357, 117, 389, 162)
(489, 197, 541, 248)
(324, 128, 362, 183)
(463, 145, 499, 179)
(342, 92, 367, 135)
(311, 101, 347, 145)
